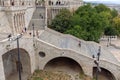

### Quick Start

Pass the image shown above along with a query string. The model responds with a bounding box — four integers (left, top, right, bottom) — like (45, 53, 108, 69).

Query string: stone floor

(7, 72, 29, 80)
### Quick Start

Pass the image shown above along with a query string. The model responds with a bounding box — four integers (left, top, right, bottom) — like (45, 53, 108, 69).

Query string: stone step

(28, 6, 46, 30)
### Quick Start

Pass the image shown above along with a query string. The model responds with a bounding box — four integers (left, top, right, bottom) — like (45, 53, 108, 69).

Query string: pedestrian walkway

(100, 39, 120, 63)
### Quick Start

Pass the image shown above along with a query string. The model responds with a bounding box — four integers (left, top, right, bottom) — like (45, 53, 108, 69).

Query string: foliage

(94, 4, 111, 13)
(49, 4, 119, 42)
(65, 25, 87, 40)
(104, 26, 117, 36)
(50, 9, 72, 33)
(111, 9, 118, 18)
(112, 16, 120, 35)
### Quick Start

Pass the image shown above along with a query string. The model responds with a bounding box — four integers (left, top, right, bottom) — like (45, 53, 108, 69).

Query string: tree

(111, 9, 118, 18)
(104, 26, 117, 36)
(65, 25, 88, 40)
(50, 9, 72, 33)
(95, 4, 111, 13)
(49, 4, 119, 42)
(99, 11, 112, 29)
(75, 4, 106, 42)
(112, 16, 120, 35)
(70, 14, 81, 27)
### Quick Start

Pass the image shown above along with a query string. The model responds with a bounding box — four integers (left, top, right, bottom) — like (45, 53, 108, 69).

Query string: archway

(44, 57, 84, 76)
(2, 48, 31, 80)
(93, 67, 116, 80)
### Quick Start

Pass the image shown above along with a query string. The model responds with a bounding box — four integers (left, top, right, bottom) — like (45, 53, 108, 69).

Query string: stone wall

(0, 37, 36, 80)
(25, 7, 35, 28)
(0, 35, 120, 80)
(0, 11, 11, 34)
(35, 37, 120, 79)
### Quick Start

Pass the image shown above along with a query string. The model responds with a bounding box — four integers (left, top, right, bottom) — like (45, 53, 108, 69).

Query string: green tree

(70, 14, 81, 27)
(112, 16, 120, 35)
(50, 9, 72, 33)
(75, 4, 106, 42)
(95, 4, 111, 13)
(99, 11, 112, 29)
(104, 26, 117, 36)
(111, 9, 118, 18)
(49, 4, 119, 42)
(65, 25, 88, 40)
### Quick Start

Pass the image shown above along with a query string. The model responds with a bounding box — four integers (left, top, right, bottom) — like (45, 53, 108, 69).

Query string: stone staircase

(28, 6, 46, 30)
(37, 28, 120, 65)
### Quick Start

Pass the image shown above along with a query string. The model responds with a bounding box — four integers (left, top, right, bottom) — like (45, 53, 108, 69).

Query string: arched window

(49, 0, 52, 5)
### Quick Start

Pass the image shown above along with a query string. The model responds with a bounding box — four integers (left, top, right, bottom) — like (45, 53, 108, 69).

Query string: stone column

(18, 14, 22, 33)
(16, 14, 19, 33)
(0, 55, 5, 80)
(21, 14, 23, 29)
(45, 4, 48, 29)
(23, 13, 25, 28)
(14, 15, 17, 34)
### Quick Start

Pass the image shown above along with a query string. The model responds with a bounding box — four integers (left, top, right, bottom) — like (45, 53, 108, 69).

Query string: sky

(83, 0, 120, 4)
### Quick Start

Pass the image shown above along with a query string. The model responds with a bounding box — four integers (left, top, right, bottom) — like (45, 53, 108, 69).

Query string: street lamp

(93, 46, 101, 80)
(8, 34, 22, 80)
(32, 23, 35, 37)
(32, 23, 36, 47)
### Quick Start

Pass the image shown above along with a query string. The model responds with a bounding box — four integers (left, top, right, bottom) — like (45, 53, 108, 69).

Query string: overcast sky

(83, 0, 120, 4)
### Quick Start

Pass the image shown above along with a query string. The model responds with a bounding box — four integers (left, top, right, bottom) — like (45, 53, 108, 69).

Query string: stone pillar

(21, 14, 23, 29)
(45, 4, 48, 29)
(14, 15, 17, 34)
(19, 14, 21, 32)
(23, 13, 25, 28)
(82, 64, 93, 78)
(0, 55, 5, 80)
(18, 13, 22, 33)
(16, 14, 19, 33)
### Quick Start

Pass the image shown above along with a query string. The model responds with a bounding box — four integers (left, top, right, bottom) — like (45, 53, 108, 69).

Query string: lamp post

(17, 35, 22, 80)
(8, 34, 22, 80)
(32, 23, 35, 37)
(32, 23, 36, 47)
(93, 46, 101, 80)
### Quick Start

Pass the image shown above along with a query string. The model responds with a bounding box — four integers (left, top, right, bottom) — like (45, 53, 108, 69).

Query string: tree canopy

(50, 9, 72, 33)
(49, 4, 119, 42)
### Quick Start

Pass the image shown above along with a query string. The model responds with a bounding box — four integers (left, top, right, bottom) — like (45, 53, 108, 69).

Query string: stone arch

(93, 67, 116, 80)
(2, 48, 31, 80)
(43, 57, 84, 75)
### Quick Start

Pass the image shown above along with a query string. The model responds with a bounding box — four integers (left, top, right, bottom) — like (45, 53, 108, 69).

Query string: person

(36, 30, 39, 37)
(8, 34, 11, 38)
(78, 41, 81, 47)
(29, 32, 32, 36)
(8, 34, 12, 41)
(107, 38, 109, 47)
(24, 27, 27, 32)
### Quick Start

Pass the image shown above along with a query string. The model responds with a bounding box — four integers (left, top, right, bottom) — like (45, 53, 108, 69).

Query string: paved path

(100, 39, 120, 62)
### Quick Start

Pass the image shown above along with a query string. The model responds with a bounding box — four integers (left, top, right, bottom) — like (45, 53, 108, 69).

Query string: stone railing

(100, 35, 117, 41)
(2, 6, 27, 11)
